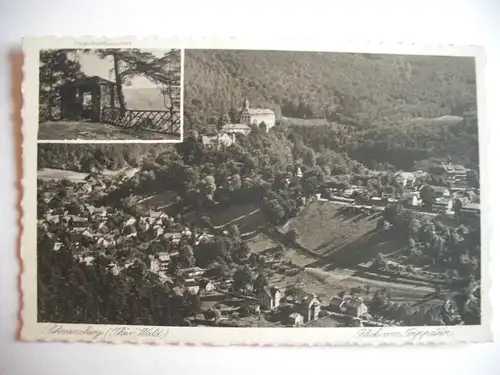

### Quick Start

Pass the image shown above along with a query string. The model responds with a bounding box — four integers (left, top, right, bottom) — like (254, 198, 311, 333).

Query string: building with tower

(239, 98, 276, 132)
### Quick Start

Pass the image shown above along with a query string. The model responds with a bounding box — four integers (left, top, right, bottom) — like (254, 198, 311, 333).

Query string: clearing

(289, 200, 386, 259)
(247, 233, 279, 253)
(38, 121, 181, 141)
(269, 200, 438, 305)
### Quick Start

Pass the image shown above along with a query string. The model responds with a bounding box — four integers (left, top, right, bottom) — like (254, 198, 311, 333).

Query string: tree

(39, 50, 83, 121)
(179, 245, 196, 268)
(453, 198, 463, 219)
(91, 49, 127, 116)
(93, 49, 181, 118)
(420, 185, 434, 211)
(232, 266, 254, 292)
(200, 175, 216, 199)
(382, 203, 400, 222)
(230, 174, 242, 191)
(377, 217, 387, 231)
(217, 114, 230, 130)
(228, 224, 241, 244)
(253, 272, 269, 292)
(234, 242, 251, 261)
(285, 228, 299, 245)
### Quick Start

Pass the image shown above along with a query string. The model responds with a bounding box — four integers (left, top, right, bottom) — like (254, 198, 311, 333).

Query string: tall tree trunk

(112, 52, 126, 117)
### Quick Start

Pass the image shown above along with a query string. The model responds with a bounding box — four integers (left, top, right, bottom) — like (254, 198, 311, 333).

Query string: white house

(239, 98, 276, 132)
(221, 123, 252, 135)
(298, 294, 321, 322)
(201, 133, 235, 149)
(258, 286, 281, 311)
(184, 279, 200, 295)
(394, 171, 416, 188)
(288, 312, 304, 327)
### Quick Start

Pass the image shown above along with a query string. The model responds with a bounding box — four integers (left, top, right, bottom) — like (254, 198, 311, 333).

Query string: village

(37, 97, 481, 328)
(37, 147, 479, 329)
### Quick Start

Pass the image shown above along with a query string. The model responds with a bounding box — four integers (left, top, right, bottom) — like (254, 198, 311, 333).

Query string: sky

(70, 49, 174, 89)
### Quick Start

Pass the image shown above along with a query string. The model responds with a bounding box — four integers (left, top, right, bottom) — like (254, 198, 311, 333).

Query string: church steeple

(243, 97, 249, 110)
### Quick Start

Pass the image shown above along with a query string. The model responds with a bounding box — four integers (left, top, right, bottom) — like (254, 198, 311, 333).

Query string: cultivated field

(288, 200, 384, 256)
(271, 200, 438, 306)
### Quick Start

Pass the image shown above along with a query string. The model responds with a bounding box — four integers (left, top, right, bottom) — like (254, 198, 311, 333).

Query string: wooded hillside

(183, 50, 477, 129)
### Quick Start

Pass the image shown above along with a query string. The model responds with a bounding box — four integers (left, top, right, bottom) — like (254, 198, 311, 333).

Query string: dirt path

(213, 209, 261, 229)
(265, 228, 437, 304)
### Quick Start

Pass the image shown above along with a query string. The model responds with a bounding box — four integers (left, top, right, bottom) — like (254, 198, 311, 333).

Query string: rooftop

(221, 123, 251, 132)
(61, 75, 116, 88)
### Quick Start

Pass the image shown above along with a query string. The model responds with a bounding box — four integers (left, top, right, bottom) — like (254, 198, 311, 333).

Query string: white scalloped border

(19, 36, 494, 347)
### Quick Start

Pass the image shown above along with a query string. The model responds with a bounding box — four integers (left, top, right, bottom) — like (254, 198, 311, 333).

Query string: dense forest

(183, 50, 477, 128)
(183, 50, 479, 170)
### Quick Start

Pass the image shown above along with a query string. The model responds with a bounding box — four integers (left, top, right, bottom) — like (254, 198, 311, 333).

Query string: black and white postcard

(21, 37, 491, 346)
(37, 46, 182, 141)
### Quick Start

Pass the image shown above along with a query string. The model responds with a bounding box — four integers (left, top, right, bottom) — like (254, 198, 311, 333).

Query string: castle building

(239, 98, 276, 132)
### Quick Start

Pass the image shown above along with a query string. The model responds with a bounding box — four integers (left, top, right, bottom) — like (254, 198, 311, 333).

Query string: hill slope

(183, 49, 477, 128)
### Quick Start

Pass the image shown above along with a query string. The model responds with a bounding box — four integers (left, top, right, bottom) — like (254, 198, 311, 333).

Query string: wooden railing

(101, 107, 181, 135)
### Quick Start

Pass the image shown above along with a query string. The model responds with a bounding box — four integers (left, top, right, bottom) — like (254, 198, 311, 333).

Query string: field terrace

(273, 200, 441, 306)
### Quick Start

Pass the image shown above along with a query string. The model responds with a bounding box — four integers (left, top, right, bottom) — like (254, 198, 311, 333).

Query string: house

(184, 279, 200, 295)
(82, 229, 93, 239)
(178, 267, 204, 278)
(258, 286, 281, 311)
(195, 233, 215, 245)
(108, 263, 121, 276)
(78, 254, 95, 266)
(164, 232, 182, 244)
(408, 195, 422, 207)
(295, 167, 303, 178)
(330, 297, 368, 317)
(241, 301, 261, 315)
(157, 252, 171, 273)
(45, 214, 60, 224)
(462, 202, 481, 215)
(124, 225, 137, 238)
(239, 98, 276, 132)
(69, 215, 88, 227)
(153, 225, 164, 238)
(421, 185, 451, 199)
(93, 206, 108, 217)
(149, 211, 166, 220)
(434, 198, 453, 212)
(431, 185, 451, 198)
(221, 123, 252, 135)
(181, 227, 192, 238)
(440, 162, 469, 183)
(288, 312, 304, 327)
(79, 183, 93, 194)
(296, 294, 321, 322)
(123, 216, 137, 228)
(201, 133, 235, 149)
(199, 279, 215, 294)
(96, 237, 111, 248)
(413, 170, 429, 179)
(149, 255, 160, 273)
(171, 286, 184, 298)
(394, 171, 416, 188)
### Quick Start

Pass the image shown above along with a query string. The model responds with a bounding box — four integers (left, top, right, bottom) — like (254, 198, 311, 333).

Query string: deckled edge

(18, 36, 493, 347)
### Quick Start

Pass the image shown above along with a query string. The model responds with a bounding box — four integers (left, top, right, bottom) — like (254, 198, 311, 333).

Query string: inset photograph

(38, 48, 182, 141)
